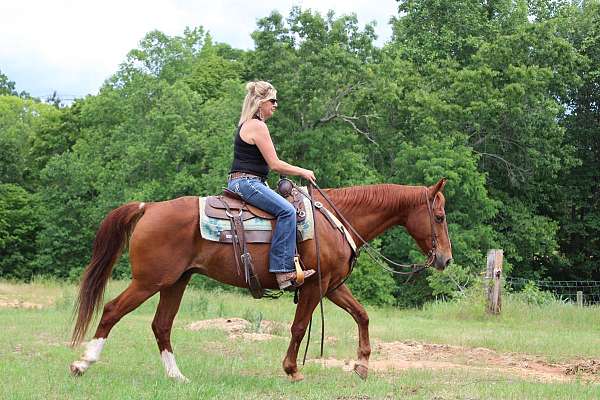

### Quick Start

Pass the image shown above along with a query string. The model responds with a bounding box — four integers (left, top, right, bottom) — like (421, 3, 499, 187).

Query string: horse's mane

(325, 184, 427, 213)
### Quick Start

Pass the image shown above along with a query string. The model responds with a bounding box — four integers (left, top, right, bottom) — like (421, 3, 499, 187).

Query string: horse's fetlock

(360, 345, 371, 359)
(283, 359, 297, 375)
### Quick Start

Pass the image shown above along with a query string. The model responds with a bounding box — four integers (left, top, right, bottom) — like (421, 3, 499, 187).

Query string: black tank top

(229, 122, 269, 179)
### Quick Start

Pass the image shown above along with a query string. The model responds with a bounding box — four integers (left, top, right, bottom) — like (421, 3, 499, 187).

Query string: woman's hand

(299, 168, 317, 185)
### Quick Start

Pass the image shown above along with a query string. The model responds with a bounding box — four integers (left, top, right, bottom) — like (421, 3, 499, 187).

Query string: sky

(0, 0, 399, 100)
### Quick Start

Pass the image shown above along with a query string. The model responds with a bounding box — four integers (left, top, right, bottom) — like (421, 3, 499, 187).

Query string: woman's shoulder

(241, 119, 269, 134)
(244, 118, 267, 129)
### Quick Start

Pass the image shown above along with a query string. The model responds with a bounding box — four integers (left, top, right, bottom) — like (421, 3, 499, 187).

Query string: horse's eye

(435, 215, 445, 223)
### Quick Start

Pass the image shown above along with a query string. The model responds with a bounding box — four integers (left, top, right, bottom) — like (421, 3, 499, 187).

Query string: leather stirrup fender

(294, 256, 305, 285)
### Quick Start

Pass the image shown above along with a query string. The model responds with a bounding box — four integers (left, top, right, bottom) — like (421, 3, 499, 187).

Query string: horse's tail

(71, 202, 147, 346)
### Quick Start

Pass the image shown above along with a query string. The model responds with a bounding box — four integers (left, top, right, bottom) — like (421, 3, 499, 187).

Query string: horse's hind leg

(326, 284, 371, 379)
(151, 271, 192, 382)
(70, 280, 158, 376)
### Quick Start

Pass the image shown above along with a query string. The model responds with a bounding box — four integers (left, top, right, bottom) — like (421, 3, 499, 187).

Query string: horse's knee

(355, 308, 369, 326)
(290, 322, 308, 339)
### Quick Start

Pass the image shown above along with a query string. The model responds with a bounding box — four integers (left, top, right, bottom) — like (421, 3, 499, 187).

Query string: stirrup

(276, 269, 316, 289)
(294, 256, 305, 284)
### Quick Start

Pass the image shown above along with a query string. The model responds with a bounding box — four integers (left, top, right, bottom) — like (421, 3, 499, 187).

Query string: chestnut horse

(70, 179, 452, 382)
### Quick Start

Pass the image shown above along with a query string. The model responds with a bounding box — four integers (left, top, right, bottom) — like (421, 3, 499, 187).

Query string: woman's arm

(243, 120, 316, 183)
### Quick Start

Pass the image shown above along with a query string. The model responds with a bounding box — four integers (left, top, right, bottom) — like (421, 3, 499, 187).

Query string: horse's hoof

(170, 374, 190, 383)
(289, 372, 304, 382)
(69, 361, 86, 376)
(175, 376, 190, 383)
(353, 363, 368, 380)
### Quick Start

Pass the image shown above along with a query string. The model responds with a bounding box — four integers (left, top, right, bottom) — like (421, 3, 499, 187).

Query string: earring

(257, 108, 264, 121)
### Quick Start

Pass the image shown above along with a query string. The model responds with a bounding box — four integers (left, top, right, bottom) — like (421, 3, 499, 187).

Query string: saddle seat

(204, 189, 275, 221)
(204, 188, 306, 223)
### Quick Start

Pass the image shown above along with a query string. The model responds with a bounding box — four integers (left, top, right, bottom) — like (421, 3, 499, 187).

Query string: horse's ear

(429, 178, 447, 199)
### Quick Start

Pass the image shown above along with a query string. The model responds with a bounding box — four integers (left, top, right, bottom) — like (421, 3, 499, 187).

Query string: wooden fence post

(577, 291, 583, 307)
(486, 249, 503, 315)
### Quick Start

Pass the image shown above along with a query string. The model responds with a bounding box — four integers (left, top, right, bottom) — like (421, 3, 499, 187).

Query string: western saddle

(203, 179, 307, 298)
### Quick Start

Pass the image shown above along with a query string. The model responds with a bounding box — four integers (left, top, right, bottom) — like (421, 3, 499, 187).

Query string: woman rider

(227, 81, 316, 289)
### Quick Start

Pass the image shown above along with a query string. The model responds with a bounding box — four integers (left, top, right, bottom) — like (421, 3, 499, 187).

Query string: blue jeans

(227, 177, 296, 273)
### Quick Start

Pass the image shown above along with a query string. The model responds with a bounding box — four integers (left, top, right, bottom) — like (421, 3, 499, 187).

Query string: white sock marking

(161, 350, 188, 382)
(82, 338, 105, 362)
(71, 337, 106, 374)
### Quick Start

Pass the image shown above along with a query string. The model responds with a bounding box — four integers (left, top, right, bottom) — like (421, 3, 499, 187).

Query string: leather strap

(218, 197, 263, 298)
(220, 198, 243, 277)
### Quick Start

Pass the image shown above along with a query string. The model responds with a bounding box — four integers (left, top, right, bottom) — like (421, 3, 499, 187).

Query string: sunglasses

(266, 98, 278, 104)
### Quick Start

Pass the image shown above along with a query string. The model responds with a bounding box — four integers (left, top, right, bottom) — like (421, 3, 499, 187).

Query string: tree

(0, 184, 42, 279)
(387, 0, 585, 282)
(0, 69, 18, 96)
(552, 2, 600, 280)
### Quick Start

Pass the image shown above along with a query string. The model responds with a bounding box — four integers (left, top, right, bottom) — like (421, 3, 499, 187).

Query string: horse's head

(405, 178, 453, 270)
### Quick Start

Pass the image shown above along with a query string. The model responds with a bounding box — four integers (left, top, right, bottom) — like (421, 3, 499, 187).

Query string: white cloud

(0, 0, 398, 98)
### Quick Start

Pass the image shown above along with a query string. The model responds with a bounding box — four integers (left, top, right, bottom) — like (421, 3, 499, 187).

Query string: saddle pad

(198, 193, 314, 243)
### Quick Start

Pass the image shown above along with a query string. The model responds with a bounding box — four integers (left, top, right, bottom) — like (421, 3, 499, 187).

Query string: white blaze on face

(161, 350, 188, 382)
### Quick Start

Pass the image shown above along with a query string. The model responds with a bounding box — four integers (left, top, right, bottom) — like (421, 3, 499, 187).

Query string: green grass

(0, 280, 599, 399)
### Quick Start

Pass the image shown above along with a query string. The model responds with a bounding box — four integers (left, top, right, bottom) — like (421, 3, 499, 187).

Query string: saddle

(203, 180, 308, 298)
(204, 189, 307, 225)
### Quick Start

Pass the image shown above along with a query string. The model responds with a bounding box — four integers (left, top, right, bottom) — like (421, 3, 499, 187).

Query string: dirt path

(188, 318, 600, 383)
(312, 340, 600, 383)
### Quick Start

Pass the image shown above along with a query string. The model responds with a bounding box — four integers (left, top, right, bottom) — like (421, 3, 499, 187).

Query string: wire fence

(505, 277, 600, 306)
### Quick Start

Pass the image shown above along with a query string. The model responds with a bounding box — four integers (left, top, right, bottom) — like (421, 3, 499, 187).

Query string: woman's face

(258, 97, 278, 121)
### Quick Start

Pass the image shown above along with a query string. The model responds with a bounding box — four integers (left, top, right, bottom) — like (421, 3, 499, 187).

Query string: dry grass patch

(187, 317, 288, 341)
(0, 281, 63, 309)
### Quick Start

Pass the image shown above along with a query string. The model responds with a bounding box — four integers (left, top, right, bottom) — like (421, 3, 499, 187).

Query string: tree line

(1, 0, 599, 306)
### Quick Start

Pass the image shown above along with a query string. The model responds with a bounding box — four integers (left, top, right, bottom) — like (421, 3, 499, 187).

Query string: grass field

(1, 279, 599, 399)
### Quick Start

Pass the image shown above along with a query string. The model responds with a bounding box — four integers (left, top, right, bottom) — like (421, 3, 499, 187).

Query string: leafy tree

(0, 69, 18, 96)
(0, 69, 31, 98)
(0, 184, 42, 278)
(0, 96, 60, 188)
(552, 1, 600, 280)
(387, 0, 584, 283)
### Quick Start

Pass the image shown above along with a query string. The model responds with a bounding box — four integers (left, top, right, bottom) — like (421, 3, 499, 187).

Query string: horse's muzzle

(434, 255, 453, 270)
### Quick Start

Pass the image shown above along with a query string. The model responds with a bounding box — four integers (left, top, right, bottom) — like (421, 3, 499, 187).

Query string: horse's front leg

(282, 284, 322, 381)
(326, 283, 371, 379)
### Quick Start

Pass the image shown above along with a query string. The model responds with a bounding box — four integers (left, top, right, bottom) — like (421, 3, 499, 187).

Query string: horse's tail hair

(71, 202, 147, 346)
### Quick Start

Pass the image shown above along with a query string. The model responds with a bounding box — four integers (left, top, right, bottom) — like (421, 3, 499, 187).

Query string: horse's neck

(325, 184, 426, 244)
